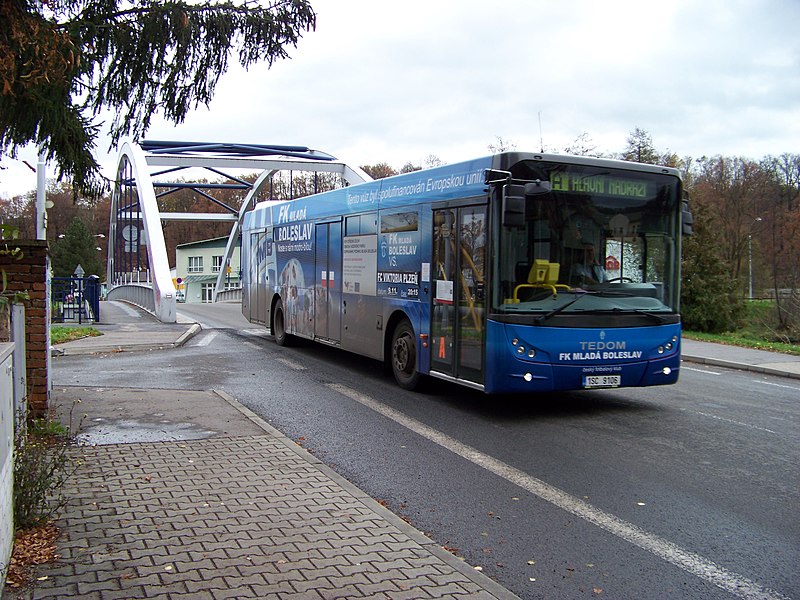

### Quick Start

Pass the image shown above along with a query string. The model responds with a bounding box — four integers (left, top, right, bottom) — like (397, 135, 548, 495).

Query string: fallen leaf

(4, 523, 60, 588)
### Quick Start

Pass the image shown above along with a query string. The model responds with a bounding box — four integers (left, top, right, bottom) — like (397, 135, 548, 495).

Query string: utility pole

(36, 150, 47, 240)
(748, 216, 762, 301)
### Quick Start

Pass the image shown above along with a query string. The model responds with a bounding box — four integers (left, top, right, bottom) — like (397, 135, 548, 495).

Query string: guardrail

(215, 288, 242, 303)
(107, 283, 158, 314)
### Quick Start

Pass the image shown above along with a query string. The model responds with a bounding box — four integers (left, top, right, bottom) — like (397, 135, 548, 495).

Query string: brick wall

(0, 240, 49, 413)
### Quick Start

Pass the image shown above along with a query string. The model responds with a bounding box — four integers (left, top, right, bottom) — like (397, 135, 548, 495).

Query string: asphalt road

(54, 302, 799, 600)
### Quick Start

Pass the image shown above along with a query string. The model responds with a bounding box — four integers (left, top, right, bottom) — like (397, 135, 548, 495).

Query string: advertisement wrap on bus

(241, 152, 691, 394)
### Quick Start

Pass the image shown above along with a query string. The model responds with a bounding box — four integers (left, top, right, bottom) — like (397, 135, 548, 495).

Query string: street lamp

(748, 217, 763, 300)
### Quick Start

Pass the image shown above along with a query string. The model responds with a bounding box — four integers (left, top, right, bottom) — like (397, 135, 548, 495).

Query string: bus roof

(244, 152, 682, 231)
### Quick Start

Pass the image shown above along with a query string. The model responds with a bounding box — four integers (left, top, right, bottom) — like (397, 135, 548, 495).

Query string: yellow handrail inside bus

(507, 260, 570, 303)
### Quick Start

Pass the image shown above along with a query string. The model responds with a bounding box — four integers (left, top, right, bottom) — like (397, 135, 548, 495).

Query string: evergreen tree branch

(0, 0, 316, 197)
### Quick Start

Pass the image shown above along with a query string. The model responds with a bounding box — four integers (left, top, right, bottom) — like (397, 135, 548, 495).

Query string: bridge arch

(106, 140, 371, 322)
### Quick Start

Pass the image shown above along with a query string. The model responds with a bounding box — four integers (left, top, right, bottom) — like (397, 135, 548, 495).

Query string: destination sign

(550, 173, 654, 198)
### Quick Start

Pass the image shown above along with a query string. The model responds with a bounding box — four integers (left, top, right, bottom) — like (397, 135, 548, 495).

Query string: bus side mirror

(681, 198, 693, 236)
(503, 184, 525, 227)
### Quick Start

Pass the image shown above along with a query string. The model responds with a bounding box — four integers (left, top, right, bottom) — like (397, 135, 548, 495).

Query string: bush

(13, 411, 80, 530)
(680, 201, 744, 333)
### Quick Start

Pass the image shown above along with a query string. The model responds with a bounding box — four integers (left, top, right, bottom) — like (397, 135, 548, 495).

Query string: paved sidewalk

(681, 338, 800, 379)
(51, 301, 199, 356)
(5, 386, 516, 599)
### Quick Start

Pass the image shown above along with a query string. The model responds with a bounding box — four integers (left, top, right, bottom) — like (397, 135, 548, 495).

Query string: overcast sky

(2, 0, 798, 198)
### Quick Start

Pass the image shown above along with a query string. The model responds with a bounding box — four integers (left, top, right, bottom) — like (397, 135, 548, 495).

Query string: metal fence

(51, 276, 101, 324)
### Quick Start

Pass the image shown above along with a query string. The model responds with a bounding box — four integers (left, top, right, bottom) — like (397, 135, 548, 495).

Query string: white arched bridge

(106, 140, 370, 322)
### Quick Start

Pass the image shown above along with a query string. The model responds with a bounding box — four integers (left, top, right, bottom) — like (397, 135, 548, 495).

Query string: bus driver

(572, 243, 607, 284)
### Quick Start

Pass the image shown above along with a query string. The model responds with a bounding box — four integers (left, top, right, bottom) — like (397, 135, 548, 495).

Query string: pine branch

(0, 0, 316, 197)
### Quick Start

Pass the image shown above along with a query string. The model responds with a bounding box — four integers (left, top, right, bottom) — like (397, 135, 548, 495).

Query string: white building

(174, 236, 241, 303)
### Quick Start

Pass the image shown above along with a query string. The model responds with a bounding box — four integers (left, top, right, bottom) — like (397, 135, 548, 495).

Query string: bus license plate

(583, 375, 621, 388)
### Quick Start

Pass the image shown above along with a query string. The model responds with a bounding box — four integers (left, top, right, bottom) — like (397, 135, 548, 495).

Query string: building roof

(176, 236, 241, 250)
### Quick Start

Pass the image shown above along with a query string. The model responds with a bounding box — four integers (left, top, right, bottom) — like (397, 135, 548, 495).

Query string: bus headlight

(517, 345, 525, 355)
(662, 367, 672, 375)
(524, 372, 533, 382)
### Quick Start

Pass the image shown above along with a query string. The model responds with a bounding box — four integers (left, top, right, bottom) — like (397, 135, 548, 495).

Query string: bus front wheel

(390, 320, 420, 390)
(274, 300, 291, 347)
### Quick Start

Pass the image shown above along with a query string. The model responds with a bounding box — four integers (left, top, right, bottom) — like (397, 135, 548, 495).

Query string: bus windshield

(493, 161, 681, 320)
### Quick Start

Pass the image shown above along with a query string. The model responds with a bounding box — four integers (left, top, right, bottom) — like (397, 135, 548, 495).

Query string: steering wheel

(607, 276, 634, 283)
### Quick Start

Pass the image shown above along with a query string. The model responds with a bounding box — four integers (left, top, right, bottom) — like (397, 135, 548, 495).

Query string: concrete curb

(682, 355, 800, 380)
(174, 323, 202, 347)
(213, 389, 522, 600)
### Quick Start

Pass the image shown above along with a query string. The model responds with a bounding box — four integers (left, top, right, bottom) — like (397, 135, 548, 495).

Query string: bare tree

(563, 132, 601, 157)
(488, 136, 517, 153)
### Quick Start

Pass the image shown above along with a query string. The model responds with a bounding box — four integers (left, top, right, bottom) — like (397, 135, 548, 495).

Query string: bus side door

(315, 221, 343, 342)
(431, 206, 487, 385)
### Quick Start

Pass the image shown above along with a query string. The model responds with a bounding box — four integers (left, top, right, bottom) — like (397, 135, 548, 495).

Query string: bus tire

(390, 319, 420, 390)
(274, 300, 291, 347)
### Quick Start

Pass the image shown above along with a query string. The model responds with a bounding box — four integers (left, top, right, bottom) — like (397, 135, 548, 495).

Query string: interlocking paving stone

(4, 393, 518, 600)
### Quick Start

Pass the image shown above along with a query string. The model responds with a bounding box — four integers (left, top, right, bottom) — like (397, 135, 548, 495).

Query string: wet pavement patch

(76, 415, 218, 445)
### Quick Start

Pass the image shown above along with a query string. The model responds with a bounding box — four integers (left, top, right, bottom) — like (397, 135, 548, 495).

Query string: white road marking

(328, 383, 790, 600)
(686, 410, 777, 434)
(242, 328, 271, 338)
(754, 380, 800, 392)
(683, 366, 722, 375)
(194, 332, 217, 347)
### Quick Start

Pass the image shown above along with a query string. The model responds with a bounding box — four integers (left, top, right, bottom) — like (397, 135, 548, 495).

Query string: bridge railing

(106, 283, 176, 319)
(215, 288, 242, 303)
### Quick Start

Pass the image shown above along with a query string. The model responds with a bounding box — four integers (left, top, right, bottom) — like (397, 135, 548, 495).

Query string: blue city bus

(241, 152, 691, 393)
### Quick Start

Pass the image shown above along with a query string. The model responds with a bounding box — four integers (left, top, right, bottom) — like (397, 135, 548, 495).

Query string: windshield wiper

(534, 291, 593, 324)
(631, 309, 670, 324)
(593, 290, 636, 298)
(607, 308, 669, 324)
